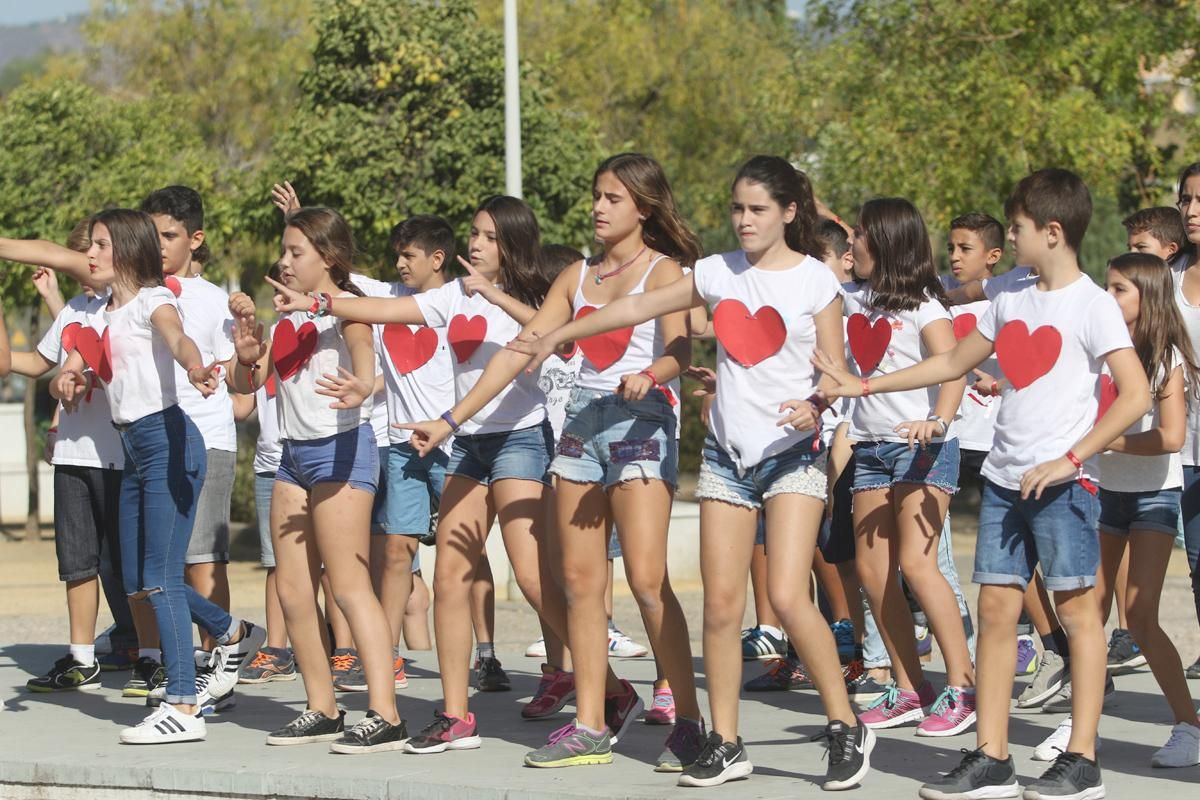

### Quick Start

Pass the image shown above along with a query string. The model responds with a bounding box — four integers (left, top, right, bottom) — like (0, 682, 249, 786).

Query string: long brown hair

(89, 209, 163, 289)
(284, 207, 363, 296)
(475, 196, 548, 308)
(733, 155, 823, 257)
(1107, 252, 1200, 400)
(595, 153, 702, 267)
(857, 197, 947, 313)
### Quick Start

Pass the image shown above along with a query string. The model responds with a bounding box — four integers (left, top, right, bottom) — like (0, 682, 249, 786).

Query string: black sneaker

(1105, 628, 1145, 674)
(266, 709, 346, 746)
(26, 655, 101, 693)
(329, 709, 408, 754)
(810, 719, 875, 791)
(1023, 751, 1103, 800)
(676, 732, 753, 787)
(123, 657, 165, 697)
(474, 656, 511, 692)
(918, 747, 1019, 800)
(334, 663, 368, 692)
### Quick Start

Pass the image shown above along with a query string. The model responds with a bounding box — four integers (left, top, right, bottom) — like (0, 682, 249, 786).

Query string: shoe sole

(123, 687, 151, 697)
(918, 783, 1020, 800)
(916, 712, 977, 737)
(525, 752, 614, 768)
(850, 690, 885, 703)
(395, 677, 409, 689)
(525, 648, 547, 658)
(238, 671, 298, 684)
(1016, 679, 1065, 709)
(521, 691, 576, 720)
(120, 731, 206, 745)
(330, 738, 409, 754)
(28, 681, 102, 693)
(644, 712, 675, 726)
(1107, 655, 1147, 673)
(608, 649, 650, 658)
(1021, 785, 1104, 800)
(266, 731, 343, 746)
(860, 707, 926, 729)
(823, 726, 876, 790)
(677, 760, 753, 787)
(609, 695, 645, 746)
(403, 735, 482, 754)
(334, 683, 369, 692)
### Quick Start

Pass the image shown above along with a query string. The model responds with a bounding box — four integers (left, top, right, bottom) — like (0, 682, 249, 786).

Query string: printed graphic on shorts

(609, 438, 661, 463)
(995, 320, 1061, 389)
(574, 306, 633, 371)
(712, 299, 786, 367)
(382, 323, 438, 374)
(557, 433, 585, 458)
(447, 314, 487, 362)
(846, 313, 891, 375)
(272, 318, 319, 380)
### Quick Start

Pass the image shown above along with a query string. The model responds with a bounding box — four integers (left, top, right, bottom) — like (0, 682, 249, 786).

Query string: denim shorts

(1098, 487, 1182, 536)
(696, 435, 826, 509)
(276, 423, 378, 494)
(384, 441, 449, 535)
(974, 478, 1100, 591)
(551, 388, 678, 487)
(254, 471, 276, 568)
(370, 445, 389, 533)
(53, 465, 122, 582)
(852, 439, 960, 495)
(607, 525, 622, 559)
(447, 420, 553, 486)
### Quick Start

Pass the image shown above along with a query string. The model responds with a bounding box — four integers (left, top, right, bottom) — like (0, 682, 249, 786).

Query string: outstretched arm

(265, 276, 427, 326)
(814, 328, 994, 399)
(150, 305, 219, 397)
(0, 238, 91, 286)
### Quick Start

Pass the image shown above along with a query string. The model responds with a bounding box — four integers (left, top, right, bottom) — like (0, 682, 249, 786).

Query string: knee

(382, 544, 415, 572)
(626, 571, 667, 613)
(977, 590, 1015, 628)
(703, 593, 744, 631)
(1125, 604, 1158, 641)
(560, 561, 606, 602)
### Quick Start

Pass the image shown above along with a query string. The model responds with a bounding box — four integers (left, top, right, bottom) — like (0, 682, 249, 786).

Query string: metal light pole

(504, 0, 522, 199)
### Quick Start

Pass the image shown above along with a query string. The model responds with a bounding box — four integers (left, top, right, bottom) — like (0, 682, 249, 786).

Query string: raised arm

(150, 305, 219, 397)
(31, 269, 66, 319)
(226, 292, 271, 394)
(266, 275, 427, 326)
(458, 256, 537, 326)
(0, 238, 91, 285)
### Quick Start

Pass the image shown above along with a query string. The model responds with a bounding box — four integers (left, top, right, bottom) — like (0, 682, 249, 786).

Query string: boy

(1123, 206, 1184, 262)
(818, 169, 1150, 799)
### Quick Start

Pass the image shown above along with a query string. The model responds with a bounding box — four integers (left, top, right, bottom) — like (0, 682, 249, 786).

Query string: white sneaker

(607, 627, 649, 658)
(119, 704, 206, 744)
(525, 637, 547, 659)
(206, 621, 266, 701)
(1151, 722, 1200, 768)
(1033, 716, 1103, 762)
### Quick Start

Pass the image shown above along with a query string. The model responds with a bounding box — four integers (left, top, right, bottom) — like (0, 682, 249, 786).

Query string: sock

(759, 624, 783, 640)
(477, 642, 495, 661)
(69, 643, 95, 666)
(138, 648, 162, 662)
(576, 721, 606, 738)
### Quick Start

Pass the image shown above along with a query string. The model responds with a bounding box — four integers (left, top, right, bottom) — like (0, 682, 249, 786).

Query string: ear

(189, 229, 205, 253)
(985, 247, 1003, 267)
(782, 201, 798, 225)
(1044, 220, 1064, 247)
(1166, 242, 1180, 259)
(431, 249, 447, 272)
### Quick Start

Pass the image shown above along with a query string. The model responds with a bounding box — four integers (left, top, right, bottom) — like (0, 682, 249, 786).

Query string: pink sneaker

(402, 710, 482, 753)
(858, 681, 936, 729)
(522, 666, 575, 720)
(644, 682, 675, 725)
(916, 685, 976, 737)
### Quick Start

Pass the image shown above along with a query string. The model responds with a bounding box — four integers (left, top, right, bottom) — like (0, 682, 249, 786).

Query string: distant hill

(0, 15, 84, 72)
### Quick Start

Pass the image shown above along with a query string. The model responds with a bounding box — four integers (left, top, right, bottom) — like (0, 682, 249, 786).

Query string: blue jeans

(117, 405, 235, 705)
(1180, 467, 1200, 627)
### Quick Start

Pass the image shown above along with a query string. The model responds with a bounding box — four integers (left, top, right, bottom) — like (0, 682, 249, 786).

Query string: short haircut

(949, 212, 1005, 252)
(1122, 206, 1185, 250)
(815, 218, 849, 259)
(541, 243, 585, 282)
(389, 215, 455, 264)
(1003, 168, 1092, 253)
(140, 185, 204, 233)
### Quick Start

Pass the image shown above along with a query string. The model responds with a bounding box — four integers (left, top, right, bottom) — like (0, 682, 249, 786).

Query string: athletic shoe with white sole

(1017, 650, 1067, 709)
(329, 710, 408, 754)
(524, 723, 613, 768)
(1151, 721, 1200, 768)
(119, 704, 206, 744)
(916, 686, 977, 737)
(1022, 751, 1104, 800)
(1105, 628, 1146, 674)
(525, 637, 547, 658)
(26, 655, 101, 693)
(918, 747, 1019, 800)
(403, 710, 481, 754)
(677, 732, 753, 787)
(741, 626, 787, 661)
(811, 719, 875, 790)
(1041, 675, 1114, 715)
(607, 626, 649, 658)
(267, 709, 346, 746)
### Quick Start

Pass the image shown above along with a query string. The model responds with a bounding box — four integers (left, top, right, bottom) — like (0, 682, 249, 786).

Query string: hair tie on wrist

(440, 411, 460, 432)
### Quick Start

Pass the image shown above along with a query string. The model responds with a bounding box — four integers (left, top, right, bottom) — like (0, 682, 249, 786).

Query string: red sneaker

(522, 665, 575, 719)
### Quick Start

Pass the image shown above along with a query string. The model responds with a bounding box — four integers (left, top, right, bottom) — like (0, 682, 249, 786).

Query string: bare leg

(403, 572, 432, 651)
(974, 584, 1024, 759)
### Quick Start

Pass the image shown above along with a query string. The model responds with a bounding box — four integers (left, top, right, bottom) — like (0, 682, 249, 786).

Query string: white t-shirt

(414, 279, 546, 436)
(976, 274, 1133, 491)
(348, 275, 395, 449)
(843, 285, 956, 444)
(983, 266, 1037, 299)
(539, 346, 583, 441)
(253, 374, 282, 474)
(1170, 259, 1200, 466)
(273, 301, 373, 441)
(693, 251, 841, 473)
(36, 293, 124, 470)
(942, 276, 1002, 452)
(102, 287, 181, 426)
(1098, 352, 1184, 492)
(171, 276, 236, 452)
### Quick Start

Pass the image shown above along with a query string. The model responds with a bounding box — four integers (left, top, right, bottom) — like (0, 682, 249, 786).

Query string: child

(51, 208, 264, 743)
(817, 168, 1151, 799)
(1124, 206, 1184, 261)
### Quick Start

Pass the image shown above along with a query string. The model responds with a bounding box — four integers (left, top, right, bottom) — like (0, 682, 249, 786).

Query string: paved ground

(1, 512, 1198, 799)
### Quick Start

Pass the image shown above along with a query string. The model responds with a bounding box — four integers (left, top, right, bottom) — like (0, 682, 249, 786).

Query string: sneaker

(98, 648, 136, 672)
(655, 716, 705, 772)
(393, 655, 408, 689)
(1042, 675, 1114, 715)
(644, 682, 676, 725)
(842, 658, 866, 691)
(848, 672, 889, 703)
(239, 647, 297, 684)
(1022, 751, 1104, 800)
(1016, 634, 1039, 676)
(524, 722, 614, 767)
(521, 666, 575, 720)
(744, 655, 812, 692)
(916, 625, 933, 660)
(474, 655, 511, 692)
(330, 648, 359, 684)
(329, 709, 408, 754)
(334, 662, 368, 692)
(916, 686, 977, 737)
(917, 747, 1019, 800)
(94, 623, 116, 655)
(266, 709, 346, 746)
(403, 710, 482, 753)
(1151, 721, 1200, 768)
(677, 732, 753, 787)
(811, 719, 875, 791)
(607, 626, 649, 658)
(1186, 654, 1200, 679)
(831, 618, 856, 664)
(26, 655, 101, 693)
(741, 625, 787, 661)
(525, 637, 547, 659)
(123, 657, 166, 697)
(1017, 650, 1067, 709)
(604, 679, 644, 745)
(205, 621, 266, 701)
(1105, 628, 1146, 674)
(119, 704, 206, 744)
(858, 681, 936, 729)
(1032, 716, 1106, 762)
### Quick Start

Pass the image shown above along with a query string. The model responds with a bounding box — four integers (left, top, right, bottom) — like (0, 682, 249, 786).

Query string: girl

(443, 156, 875, 790)
(268, 196, 573, 755)
(227, 207, 406, 753)
(1035, 252, 1200, 767)
(837, 198, 974, 737)
(51, 208, 263, 744)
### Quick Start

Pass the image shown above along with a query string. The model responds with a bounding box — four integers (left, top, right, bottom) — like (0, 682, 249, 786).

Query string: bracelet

(307, 294, 320, 317)
(186, 364, 205, 378)
(805, 392, 832, 415)
(317, 292, 332, 317)
(440, 411, 460, 431)
(1065, 449, 1098, 495)
(861, 377, 871, 397)
(47, 427, 57, 435)
(640, 368, 659, 385)
(926, 415, 948, 435)
(991, 379, 999, 396)
(238, 356, 261, 371)
(1065, 450, 1083, 470)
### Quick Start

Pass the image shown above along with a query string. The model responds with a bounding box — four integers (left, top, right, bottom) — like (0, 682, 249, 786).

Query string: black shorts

(817, 452, 856, 565)
(53, 465, 122, 582)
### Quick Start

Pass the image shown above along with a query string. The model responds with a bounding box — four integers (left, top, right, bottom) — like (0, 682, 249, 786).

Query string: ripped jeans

(117, 405, 236, 705)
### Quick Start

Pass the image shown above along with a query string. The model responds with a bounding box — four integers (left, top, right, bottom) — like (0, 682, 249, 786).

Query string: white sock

(758, 624, 784, 640)
(139, 648, 161, 662)
(69, 643, 95, 666)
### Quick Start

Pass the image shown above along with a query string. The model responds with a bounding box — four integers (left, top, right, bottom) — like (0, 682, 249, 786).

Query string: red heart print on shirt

(264, 373, 278, 399)
(574, 306, 634, 371)
(447, 314, 487, 363)
(1096, 374, 1117, 420)
(712, 300, 786, 367)
(271, 319, 318, 380)
(60, 322, 82, 354)
(164, 276, 182, 297)
(382, 324, 438, 374)
(846, 313, 892, 375)
(75, 327, 113, 383)
(952, 313, 977, 341)
(995, 321, 1061, 390)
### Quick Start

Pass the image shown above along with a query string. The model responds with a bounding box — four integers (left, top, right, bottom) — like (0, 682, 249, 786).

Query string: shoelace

(419, 712, 454, 739)
(866, 683, 901, 710)
(930, 687, 961, 717)
(652, 690, 674, 709)
(943, 747, 991, 779)
(331, 654, 356, 671)
(288, 710, 328, 732)
(1039, 751, 1084, 781)
(694, 738, 725, 768)
(547, 723, 577, 746)
(348, 714, 387, 739)
(808, 725, 849, 764)
(248, 651, 275, 669)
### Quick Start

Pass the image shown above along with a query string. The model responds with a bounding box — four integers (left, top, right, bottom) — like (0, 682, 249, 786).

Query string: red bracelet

(861, 377, 871, 397)
(1065, 450, 1098, 495)
(1065, 450, 1083, 470)
(47, 426, 58, 434)
(640, 368, 659, 385)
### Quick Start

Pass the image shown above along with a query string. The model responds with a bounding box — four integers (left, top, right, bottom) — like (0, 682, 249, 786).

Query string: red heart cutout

(1096, 374, 1117, 421)
(447, 314, 487, 363)
(712, 300, 787, 367)
(75, 327, 113, 383)
(846, 313, 892, 375)
(382, 324, 438, 374)
(164, 276, 182, 297)
(271, 318, 318, 380)
(995, 321, 1061, 390)
(264, 373, 278, 399)
(61, 322, 81, 354)
(952, 313, 977, 341)
(574, 306, 634, 371)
